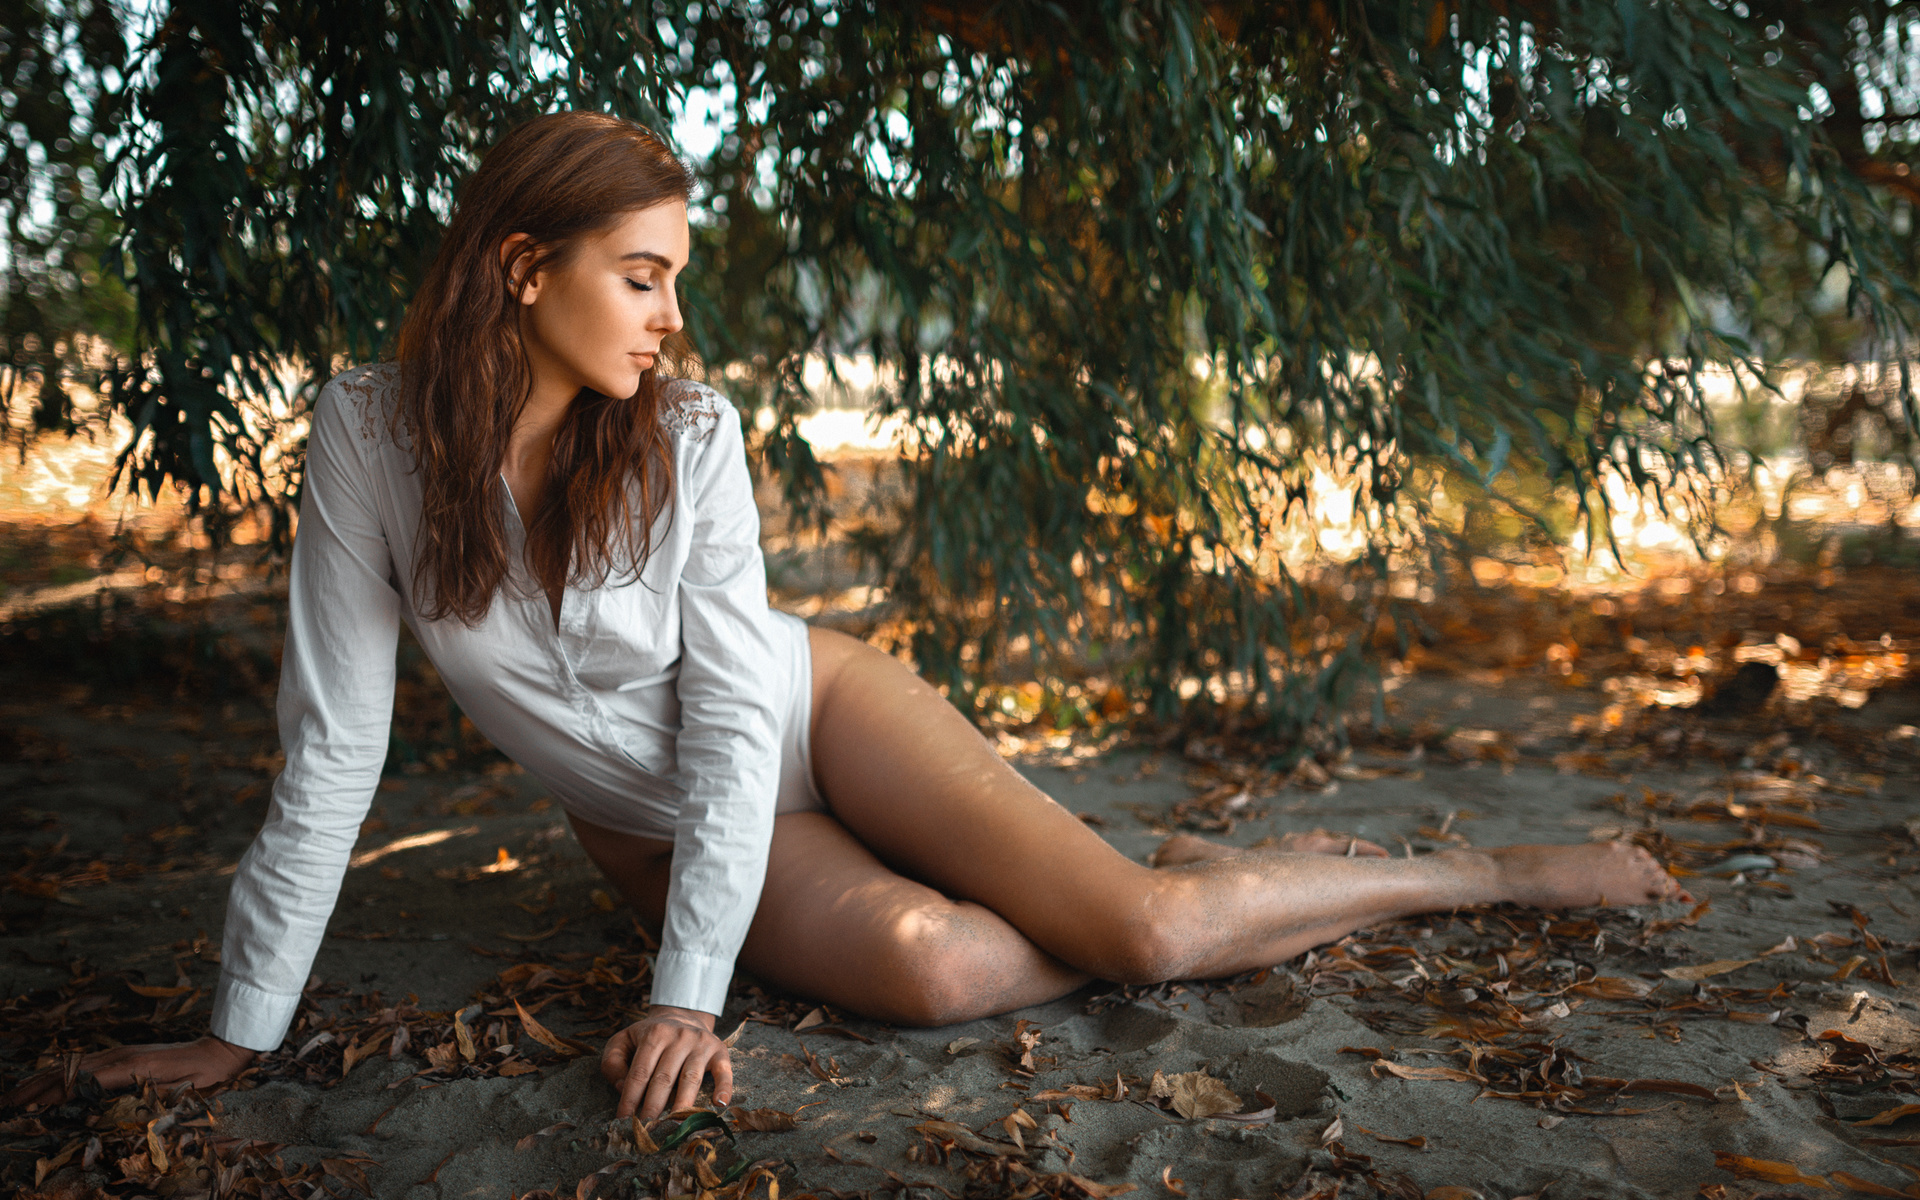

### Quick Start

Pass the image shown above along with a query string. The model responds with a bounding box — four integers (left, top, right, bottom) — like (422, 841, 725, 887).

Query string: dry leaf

(730, 1108, 799, 1132)
(914, 1120, 1025, 1158)
(1830, 1171, 1914, 1197)
(1147, 1070, 1173, 1101)
(1372, 1061, 1481, 1084)
(947, 1037, 981, 1055)
(1423, 1189, 1484, 1200)
(1759, 935, 1799, 956)
(425, 1041, 460, 1072)
(1712, 1150, 1831, 1189)
(1537, 1115, 1565, 1130)
(630, 1117, 659, 1154)
(794, 1007, 827, 1032)
(1662, 960, 1757, 983)
(516, 1121, 576, 1152)
(497, 1059, 539, 1077)
(1856, 1105, 1920, 1127)
(1567, 976, 1655, 1000)
(1161, 1165, 1186, 1196)
(1356, 1126, 1429, 1150)
(1167, 1072, 1242, 1120)
(515, 998, 583, 1057)
(1319, 1116, 1343, 1147)
(126, 984, 191, 999)
(454, 1013, 477, 1063)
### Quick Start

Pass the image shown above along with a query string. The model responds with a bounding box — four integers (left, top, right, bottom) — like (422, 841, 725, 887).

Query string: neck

(506, 344, 580, 478)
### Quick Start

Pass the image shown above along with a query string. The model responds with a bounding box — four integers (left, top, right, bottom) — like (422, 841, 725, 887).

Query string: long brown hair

(394, 111, 696, 624)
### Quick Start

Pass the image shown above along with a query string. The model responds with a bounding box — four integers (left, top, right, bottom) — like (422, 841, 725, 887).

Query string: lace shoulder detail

(326, 362, 402, 447)
(658, 379, 730, 442)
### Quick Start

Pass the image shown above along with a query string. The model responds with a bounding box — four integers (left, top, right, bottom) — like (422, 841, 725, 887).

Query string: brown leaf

(1662, 960, 1757, 983)
(454, 1013, 477, 1062)
(1147, 1070, 1173, 1101)
(914, 1120, 1025, 1158)
(574, 1158, 633, 1200)
(1319, 1116, 1343, 1147)
(1713, 1150, 1831, 1189)
(1356, 1126, 1429, 1150)
(1162, 1165, 1186, 1196)
(516, 998, 584, 1057)
(516, 1121, 576, 1152)
(144, 1120, 169, 1174)
(342, 1028, 392, 1077)
(630, 1117, 659, 1155)
(1567, 976, 1656, 1000)
(1829, 1171, 1914, 1197)
(1372, 1061, 1481, 1084)
(1032, 1085, 1108, 1101)
(1423, 1189, 1484, 1200)
(126, 984, 191, 998)
(794, 1007, 827, 1032)
(1856, 1105, 1920, 1127)
(425, 1041, 460, 1072)
(320, 1157, 374, 1195)
(1582, 1077, 1717, 1101)
(1167, 1072, 1241, 1121)
(729, 1108, 799, 1132)
(497, 1059, 539, 1077)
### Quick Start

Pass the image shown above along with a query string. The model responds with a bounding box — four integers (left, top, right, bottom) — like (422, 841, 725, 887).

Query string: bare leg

(800, 628, 1688, 992)
(572, 625, 1688, 1026)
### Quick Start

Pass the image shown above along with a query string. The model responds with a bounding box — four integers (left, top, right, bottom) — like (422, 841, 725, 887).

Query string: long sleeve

(649, 403, 783, 1015)
(211, 383, 401, 1051)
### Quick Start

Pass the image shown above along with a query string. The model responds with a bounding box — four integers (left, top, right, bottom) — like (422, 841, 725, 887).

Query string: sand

(4, 668, 1919, 1200)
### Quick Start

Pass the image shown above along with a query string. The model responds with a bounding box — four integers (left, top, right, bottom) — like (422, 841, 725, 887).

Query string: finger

(615, 1037, 660, 1119)
(709, 1046, 734, 1109)
(669, 1048, 707, 1114)
(638, 1043, 691, 1121)
(601, 1029, 635, 1088)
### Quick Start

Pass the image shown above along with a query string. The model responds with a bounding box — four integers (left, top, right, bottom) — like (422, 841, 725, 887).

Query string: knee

(863, 907, 1012, 1027)
(1085, 914, 1193, 986)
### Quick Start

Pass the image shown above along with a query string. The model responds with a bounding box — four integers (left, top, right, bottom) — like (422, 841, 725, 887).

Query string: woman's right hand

(1, 1035, 257, 1109)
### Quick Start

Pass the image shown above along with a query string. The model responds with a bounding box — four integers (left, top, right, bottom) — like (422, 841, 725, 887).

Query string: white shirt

(210, 363, 783, 1051)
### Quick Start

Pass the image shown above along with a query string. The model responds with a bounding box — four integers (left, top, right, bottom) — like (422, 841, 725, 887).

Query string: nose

(651, 286, 684, 336)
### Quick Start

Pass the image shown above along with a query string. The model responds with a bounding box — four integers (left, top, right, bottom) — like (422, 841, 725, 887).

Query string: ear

(500, 233, 542, 304)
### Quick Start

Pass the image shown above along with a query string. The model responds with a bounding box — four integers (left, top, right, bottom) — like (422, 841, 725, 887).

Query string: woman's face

(512, 201, 690, 401)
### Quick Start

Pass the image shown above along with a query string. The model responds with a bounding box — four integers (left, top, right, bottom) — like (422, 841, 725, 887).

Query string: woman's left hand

(601, 1005, 733, 1119)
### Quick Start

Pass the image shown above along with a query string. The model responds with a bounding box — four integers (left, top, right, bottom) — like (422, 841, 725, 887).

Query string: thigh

(573, 808, 1081, 1024)
(805, 627, 1160, 971)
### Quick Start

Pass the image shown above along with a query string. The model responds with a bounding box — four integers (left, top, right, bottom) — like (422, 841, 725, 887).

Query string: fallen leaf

(1759, 937, 1800, 957)
(914, 1120, 1025, 1158)
(574, 1158, 633, 1200)
(1356, 1125, 1429, 1149)
(1371, 1061, 1482, 1084)
(516, 1121, 576, 1152)
(500, 919, 567, 943)
(1161, 1165, 1186, 1196)
(1423, 1188, 1484, 1199)
(1167, 1072, 1241, 1120)
(1147, 1070, 1173, 1101)
(1537, 1115, 1565, 1130)
(516, 998, 584, 1057)
(794, 1007, 827, 1032)
(126, 984, 191, 999)
(1567, 976, 1656, 1000)
(630, 1116, 659, 1154)
(1320, 1116, 1343, 1146)
(1856, 1105, 1920, 1127)
(1582, 1077, 1717, 1101)
(424, 1042, 460, 1072)
(1663, 960, 1757, 983)
(1713, 1150, 1831, 1189)
(497, 1059, 539, 1077)
(729, 1108, 799, 1132)
(1829, 1171, 1914, 1197)
(946, 1037, 981, 1055)
(454, 1013, 477, 1062)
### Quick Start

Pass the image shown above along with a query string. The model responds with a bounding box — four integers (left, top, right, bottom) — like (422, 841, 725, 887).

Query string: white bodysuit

(209, 363, 820, 1052)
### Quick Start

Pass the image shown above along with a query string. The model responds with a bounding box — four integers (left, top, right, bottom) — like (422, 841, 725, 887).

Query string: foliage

(7, 1, 1920, 740)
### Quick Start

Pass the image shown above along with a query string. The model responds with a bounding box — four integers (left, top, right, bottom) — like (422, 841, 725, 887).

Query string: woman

(2, 112, 1686, 1123)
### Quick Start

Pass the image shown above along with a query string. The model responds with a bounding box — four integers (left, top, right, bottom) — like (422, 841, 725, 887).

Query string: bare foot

(1484, 841, 1694, 907)
(1150, 830, 1390, 868)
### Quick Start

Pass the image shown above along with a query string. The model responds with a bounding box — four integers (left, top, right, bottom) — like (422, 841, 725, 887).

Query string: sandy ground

(4, 657, 1918, 1200)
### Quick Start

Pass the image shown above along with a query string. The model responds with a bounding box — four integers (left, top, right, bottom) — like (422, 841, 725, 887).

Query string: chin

(591, 369, 647, 399)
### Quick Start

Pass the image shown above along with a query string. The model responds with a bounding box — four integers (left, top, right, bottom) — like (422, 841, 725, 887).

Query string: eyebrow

(619, 250, 676, 269)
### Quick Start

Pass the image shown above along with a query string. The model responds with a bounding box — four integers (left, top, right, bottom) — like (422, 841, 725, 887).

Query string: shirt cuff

(210, 972, 301, 1052)
(649, 951, 735, 1016)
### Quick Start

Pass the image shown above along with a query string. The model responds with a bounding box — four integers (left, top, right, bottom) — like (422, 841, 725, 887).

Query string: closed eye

(626, 278, 654, 292)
